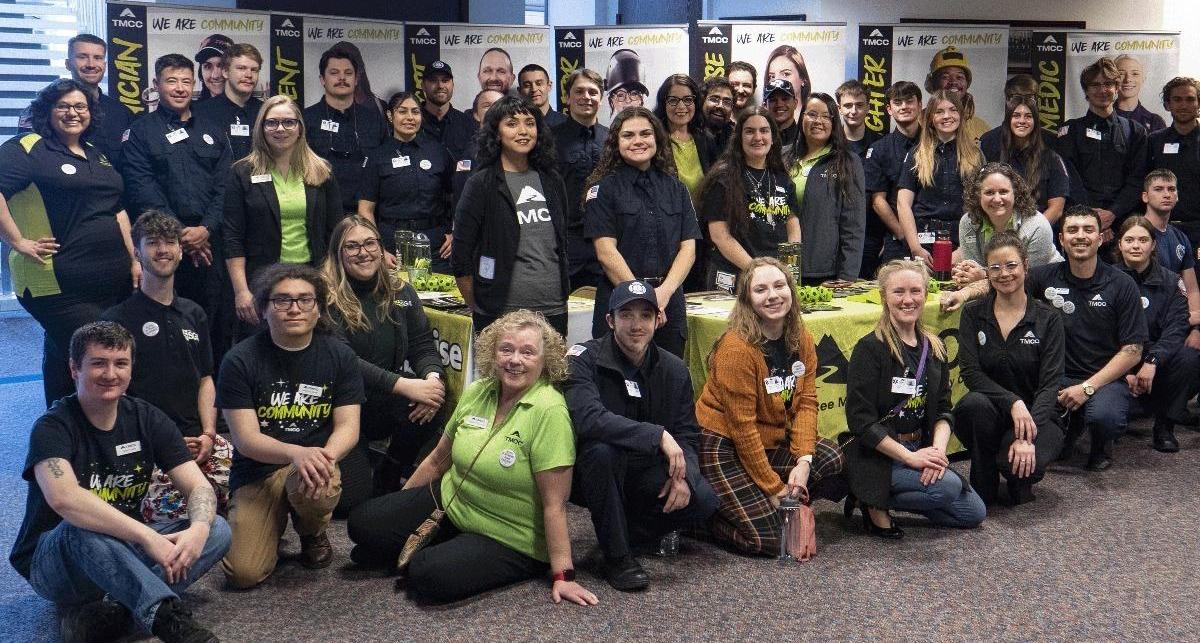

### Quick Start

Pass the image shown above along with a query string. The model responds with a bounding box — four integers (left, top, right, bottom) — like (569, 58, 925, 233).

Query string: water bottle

(931, 229, 953, 282)
(777, 496, 801, 562)
(410, 233, 432, 282)
(393, 230, 414, 282)
(656, 530, 681, 557)
(778, 242, 802, 284)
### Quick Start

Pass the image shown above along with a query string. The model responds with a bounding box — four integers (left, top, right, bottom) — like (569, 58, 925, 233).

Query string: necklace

(744, 167, 770, 197)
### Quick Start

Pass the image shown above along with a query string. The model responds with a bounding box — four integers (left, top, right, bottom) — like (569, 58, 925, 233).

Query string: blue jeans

(1065, 378, 1132, 455)
(890, 462, 986, 527)
(28, 517, 232, 631)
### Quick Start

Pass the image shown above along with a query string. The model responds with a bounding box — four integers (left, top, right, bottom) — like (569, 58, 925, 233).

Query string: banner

(269, 14, 304, 102)
(300, 17, 405, 110)
(857, 24, 1009, 136)
(405, 22, 552, 111)
(424, 309, 473, 407)
(691, 21, 847, 110)
(107, 2, 271, 113)
(554, 25, 690, 125)
(1032, 31, 1180, 134)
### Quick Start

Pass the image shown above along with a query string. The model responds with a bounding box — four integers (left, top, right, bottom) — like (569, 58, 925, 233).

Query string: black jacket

(843, 332, 955, 508)
(1119, 261, 1189, 365)
(451, 164, 570, 316)
(222, 161, 343, 278)
(564, 333, 703, 486)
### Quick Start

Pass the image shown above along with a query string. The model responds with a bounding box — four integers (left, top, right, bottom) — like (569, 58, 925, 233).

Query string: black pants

(335, 392, 445, 516)
(472, 309, 568, 339)
(19, 286, 129, 405)
(878, 219, 960, 266)
(1130, 346, 1200, 426)
(952, 391, 1064, 504)
(346, 480, 546, 603)
(591, 281, 686, 358)
(571, 441, 718, 561)
(859, 211, 886, 279)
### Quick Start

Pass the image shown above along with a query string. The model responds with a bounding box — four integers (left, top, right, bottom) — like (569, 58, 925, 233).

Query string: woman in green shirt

(224, 94, 343, 327)
(347, 310, 598, 606)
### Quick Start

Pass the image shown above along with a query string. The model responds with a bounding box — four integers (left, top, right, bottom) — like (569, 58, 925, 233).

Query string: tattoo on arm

(1120, 344, 1143, 355)
(46, 458, 65, 479)
(187, 485, 217, 525)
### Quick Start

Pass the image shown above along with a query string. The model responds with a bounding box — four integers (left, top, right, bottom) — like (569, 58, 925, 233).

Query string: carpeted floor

(2, 314, 1200, 641)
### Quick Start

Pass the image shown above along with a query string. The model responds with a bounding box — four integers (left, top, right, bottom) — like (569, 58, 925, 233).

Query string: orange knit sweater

(695, 329, 819, 496)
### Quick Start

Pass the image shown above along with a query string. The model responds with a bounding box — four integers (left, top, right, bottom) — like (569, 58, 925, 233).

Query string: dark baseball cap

(427, 60, 453, 79)
(763, 78, 795, 101)
(194, 34, 232, 63)
(609, 279, 660, 312)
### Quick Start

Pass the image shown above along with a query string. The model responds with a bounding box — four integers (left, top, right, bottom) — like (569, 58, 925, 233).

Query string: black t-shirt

(1026, 261, 1149, 380)
(761, 337, 800, 408)
(893, 340, 930, 445)
(101, 292, 213, 437)
(9, 395, 192, 579)
(216, 331, 365, 491)
(700, 169, 799, 278)
(846, 130, 882, 159)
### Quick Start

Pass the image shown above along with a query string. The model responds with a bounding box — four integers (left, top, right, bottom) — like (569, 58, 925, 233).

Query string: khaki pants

(221, 464, 341, 588)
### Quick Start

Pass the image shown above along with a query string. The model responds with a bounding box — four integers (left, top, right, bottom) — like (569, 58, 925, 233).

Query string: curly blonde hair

(474, 310, 568, 384)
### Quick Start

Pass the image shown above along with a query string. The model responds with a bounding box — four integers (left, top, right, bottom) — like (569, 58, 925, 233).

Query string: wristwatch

(1082, 381, 1095, 397)
(551, 569, 576, 583)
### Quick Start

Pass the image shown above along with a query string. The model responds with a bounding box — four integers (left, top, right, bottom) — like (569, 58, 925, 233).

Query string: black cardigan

(222, 160, 343, 278)
(843, 331, 956, 508)
(451, 164, 571, 316)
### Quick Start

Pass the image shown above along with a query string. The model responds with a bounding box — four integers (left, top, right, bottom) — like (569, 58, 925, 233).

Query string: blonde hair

(474, 310, 569, 384)
(914, 90, 982, 188)
(713, 258, 808, 368)
(237, 95, 332, 185)
(873, 260, 946, 364)
(320, 216, 398, 334)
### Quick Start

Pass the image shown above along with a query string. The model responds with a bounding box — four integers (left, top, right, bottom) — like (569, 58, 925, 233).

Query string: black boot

(1153, 421, 1180, 453)
(151, 599, 218, 643)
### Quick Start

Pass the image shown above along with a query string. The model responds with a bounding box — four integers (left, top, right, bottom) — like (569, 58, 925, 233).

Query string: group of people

(5, 30, 1200, 643)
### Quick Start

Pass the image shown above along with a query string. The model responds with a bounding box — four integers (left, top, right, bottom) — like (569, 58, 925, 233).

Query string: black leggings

(347, 480, 546, 603)
(952, 391, 1064, 504)
(19, 286, 129, 406)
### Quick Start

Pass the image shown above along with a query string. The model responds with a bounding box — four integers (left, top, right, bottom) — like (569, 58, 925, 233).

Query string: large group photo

(1, 0, 1198, 641)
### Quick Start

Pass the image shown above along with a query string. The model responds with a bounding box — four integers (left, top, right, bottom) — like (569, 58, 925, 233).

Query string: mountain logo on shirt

(516, 185, 545, 204)
(1089, 294, 1107, 308)
(505, 429, 525, 446)
(1019, 330, 1040, 346)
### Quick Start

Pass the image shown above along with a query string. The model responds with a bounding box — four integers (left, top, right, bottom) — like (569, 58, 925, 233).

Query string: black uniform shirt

(192, 92, 264, 161)
(552, 117, 609, 231)
(359, 134, 454, 250)
(1119, 262, 1189, 365)
(420, 104, 476, 161)
(897, 140, 964, 222)
(303, 98, 389, 210)
(1147, 126, 1200, 229)
(101, 291, 213, 437)
(1055, 110, 1148, 217)
(846, 130, 881, 159)
(863, 129, 918, 209)
(583, 164, 703, 279)
(18, 89, 134, 170)
(543, 109, 568, 129)
(1026, 260, 1149, 380)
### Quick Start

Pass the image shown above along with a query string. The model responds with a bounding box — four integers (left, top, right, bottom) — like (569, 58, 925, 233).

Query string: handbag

(396, 426, 503, 572)
(787, 502, 818, 562)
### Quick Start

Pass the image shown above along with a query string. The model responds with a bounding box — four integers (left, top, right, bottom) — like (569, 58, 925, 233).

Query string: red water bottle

(931, 230, 952, 281)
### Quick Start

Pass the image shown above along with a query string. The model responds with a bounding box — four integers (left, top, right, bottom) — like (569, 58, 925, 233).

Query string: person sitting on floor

(844, 259, 986, 538)
(217, 264, 364, 588)
(102, 210, 233, 523)
(695, 258, 847, 556)
(9, 321, 230, 643)
(346, 310, 598, 606)
(564, 279, 718, 591)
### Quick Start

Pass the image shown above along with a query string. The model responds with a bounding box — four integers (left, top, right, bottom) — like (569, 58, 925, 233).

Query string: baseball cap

(609, 279, 660, 312)
(763, 78, 795, 101)
(427, 60, 453, 79)
(194, 34, 233, 63)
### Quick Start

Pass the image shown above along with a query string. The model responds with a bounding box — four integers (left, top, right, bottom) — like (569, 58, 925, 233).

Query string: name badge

(891, 377, 917, 395)
(465, 415, 489, 429)
(320, 119, 340, 133)
(250, 173, 273, 184)
(1085, 128, 1102, 141)
(165, 128, 189, 144)
(916, 231, 936, 245)
(230, 123, 250, 137)
(478, 255, 496, 279)
(392, 155, 411, 169)
(715, 271, 735, 292)
(764, 376, 786, 395)
(625, 380, 642, 398)
(115, 440, 142, 456)
(1163, 142, 1180, 154)
(297, 383, 324, 398)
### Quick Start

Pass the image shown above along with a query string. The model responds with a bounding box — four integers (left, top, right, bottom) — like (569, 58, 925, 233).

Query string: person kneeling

(696, 258, 846, 556)
(565, 280, 719, 590)
(9, 322, 230, 643)
(844, 260, 985, 538)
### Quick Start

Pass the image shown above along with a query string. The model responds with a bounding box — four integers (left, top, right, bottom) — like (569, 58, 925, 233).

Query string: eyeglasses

(986, 261, 1022, 276)
(342, 238, 380, 256)
(665, 96, 695, 107)
(802, 111, 833, 122)
(1086, 81, 1118, 90)
(263, 118, 300, 131)
(706, 96, 735, 108)
(269, 295, 318, 311)
(610, 89, 644, 103)
(53, 103, 89, 114)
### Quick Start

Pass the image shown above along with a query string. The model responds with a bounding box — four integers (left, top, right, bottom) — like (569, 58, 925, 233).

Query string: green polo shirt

(672, 137, 704, 199)
(272, 168, 309, 264)
(441, 377, 575, 562)
(789, 144, 831, 205)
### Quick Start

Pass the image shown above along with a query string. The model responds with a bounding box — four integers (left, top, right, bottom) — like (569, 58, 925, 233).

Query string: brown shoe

(299, 532, 333, 569)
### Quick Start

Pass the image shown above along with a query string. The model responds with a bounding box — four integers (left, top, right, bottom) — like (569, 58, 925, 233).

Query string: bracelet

(551, 569, 575, 583)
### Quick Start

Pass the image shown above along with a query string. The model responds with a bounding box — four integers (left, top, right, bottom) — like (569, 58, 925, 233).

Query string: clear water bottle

(777, 496, 801, 562)
(409, 233, 431, 281)
(393, 230, 413, 281)
(656, 530, 680, 557)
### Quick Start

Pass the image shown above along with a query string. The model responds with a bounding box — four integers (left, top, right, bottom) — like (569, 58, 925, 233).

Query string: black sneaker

(60, 597, 133, 643)
(151, 598, 219, 643)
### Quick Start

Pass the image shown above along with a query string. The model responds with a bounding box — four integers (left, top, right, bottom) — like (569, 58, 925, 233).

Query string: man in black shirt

(303, 47, 389, 212)
(1025, 207, 1148, 470)
(862, 81, 922, 277)
(764, 79, 799, 153)
(552, 68, 608, 290)
(565, 281, 718, 591)
(836, 80, 882, 158)
(217, 264, 364, 588)
(419, 60, 477, 161)
(102, 211, 232, 521)
(9, 321, 229, 643)
(699, 77, 734, 152)
(1147, 76, 1200, 246)
(192, 43, 264, 162)
(519, 63, 567, 128)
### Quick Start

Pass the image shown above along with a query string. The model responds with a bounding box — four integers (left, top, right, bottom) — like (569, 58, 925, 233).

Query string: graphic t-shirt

(700, 169, 799, 282)
(216, 332, 365, 490)
(761, 337, 800, 408)
(9, 395, 192, 579)
(893, 340, 929, 448)
(504, 170, 563, 314)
